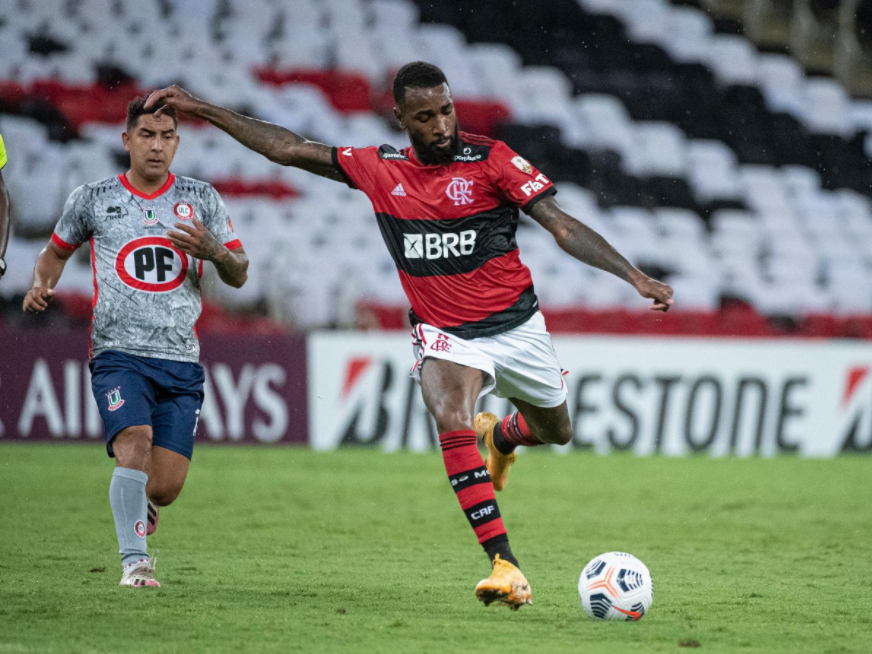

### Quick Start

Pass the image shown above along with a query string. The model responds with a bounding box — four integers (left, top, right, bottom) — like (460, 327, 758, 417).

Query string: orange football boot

(474, 412, 516, 491)
(474, 555, 532, 610)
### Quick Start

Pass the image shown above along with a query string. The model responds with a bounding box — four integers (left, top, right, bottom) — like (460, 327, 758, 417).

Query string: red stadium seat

(254, 68, 372, 113)
(799, 314, 840, 338)
(210, 179, 299, 199)
(452, 99, 512, 138)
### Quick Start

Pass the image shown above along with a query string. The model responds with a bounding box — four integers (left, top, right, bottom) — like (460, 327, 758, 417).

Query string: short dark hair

(392, 61, 448, 105)
(126, 95, 177, 131)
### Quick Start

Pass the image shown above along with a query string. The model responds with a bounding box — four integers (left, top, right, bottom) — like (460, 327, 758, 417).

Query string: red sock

(439, 430, 507, 545)
(499, 412, 541, 448)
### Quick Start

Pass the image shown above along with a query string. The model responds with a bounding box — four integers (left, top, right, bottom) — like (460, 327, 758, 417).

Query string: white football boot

(119, 559, 160, 588)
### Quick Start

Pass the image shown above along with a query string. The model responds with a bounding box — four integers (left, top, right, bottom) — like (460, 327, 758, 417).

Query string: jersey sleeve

(331, 146, 381, 195)
(492, 142, 557, 213)
(203, 185, 242, 250)
(0, 133, 7, 170)
(52, 185, 93, 251)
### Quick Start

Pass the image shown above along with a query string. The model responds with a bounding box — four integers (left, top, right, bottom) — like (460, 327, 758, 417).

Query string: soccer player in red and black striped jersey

(146, 62, 673, 610)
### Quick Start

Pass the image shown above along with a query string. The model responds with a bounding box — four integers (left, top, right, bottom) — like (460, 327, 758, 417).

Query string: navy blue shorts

(90, 350, 205, 460)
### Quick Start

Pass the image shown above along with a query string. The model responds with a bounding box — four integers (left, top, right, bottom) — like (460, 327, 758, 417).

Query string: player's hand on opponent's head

(632, 275, 674, 312)
(167, 217, 222, 262)
(22, 286, 56, 314)
(144, 85, 203, 118)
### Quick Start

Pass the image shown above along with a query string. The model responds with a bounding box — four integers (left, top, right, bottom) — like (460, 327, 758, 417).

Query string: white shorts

(410, 311, 568, 408)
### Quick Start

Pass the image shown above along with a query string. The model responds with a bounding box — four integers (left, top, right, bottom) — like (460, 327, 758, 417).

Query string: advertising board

(308, 332, 872, 457)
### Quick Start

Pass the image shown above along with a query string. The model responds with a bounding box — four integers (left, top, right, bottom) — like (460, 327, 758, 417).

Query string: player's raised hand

(144, 85, 204, 118)
(167, 217, 223, 261)
(23, 286, 56, 314)
(632, 275, 674, 312)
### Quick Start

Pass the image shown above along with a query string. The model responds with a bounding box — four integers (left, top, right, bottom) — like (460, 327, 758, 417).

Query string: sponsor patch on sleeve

(511, 156, 533, 175)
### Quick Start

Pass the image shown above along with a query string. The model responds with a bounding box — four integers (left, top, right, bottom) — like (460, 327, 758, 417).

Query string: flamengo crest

(446, 177, 474, 206)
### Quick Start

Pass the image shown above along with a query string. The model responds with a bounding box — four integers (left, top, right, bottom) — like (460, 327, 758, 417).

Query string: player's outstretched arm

(22, 241, 73, 313)
(0, 170, 11, 276)
(167, 217, 248, 288)
(529, 196, 674, 312)
(144, 86, 344, 182)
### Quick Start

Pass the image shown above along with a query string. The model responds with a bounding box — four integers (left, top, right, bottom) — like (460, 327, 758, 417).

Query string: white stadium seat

(0, 0, 869, 327)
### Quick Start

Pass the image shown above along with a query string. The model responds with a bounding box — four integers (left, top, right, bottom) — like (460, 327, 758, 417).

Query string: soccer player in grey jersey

(23, 97, 249, 587)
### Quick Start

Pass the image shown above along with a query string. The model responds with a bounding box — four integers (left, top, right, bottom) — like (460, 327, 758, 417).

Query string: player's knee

(531, 420, 573, 446)
(427, 393, 474, 433)
(148, 486, 181, 507)
(549, 415, 574, 445)
(113, 426, 152, 469)
(433, 405, 474, 433)
(555, 424, 573, 446)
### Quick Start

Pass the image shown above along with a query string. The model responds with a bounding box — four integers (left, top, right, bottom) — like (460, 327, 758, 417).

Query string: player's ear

(393, 106, 406, 130)
(121, 131, 131, 152)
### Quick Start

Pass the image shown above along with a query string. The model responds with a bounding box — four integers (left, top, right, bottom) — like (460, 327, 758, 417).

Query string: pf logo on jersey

(115, 236, 189, 293)
(446, 177, 474, 206)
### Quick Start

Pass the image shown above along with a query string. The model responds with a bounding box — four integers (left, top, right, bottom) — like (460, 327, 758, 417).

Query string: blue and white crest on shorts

(142, 209, 158, 226)
(107, 387, 125, 412)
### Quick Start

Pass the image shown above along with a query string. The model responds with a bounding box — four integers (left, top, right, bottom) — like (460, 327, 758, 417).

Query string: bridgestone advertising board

(308, 333, 872, 457)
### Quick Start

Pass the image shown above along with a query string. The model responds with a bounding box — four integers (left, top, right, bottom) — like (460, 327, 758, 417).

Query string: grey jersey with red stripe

(52, 173, 241, 362)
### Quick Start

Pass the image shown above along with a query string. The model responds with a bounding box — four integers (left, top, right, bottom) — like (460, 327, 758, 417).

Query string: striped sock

(439, 429, 518, 566)
(493, 412, 541, 454)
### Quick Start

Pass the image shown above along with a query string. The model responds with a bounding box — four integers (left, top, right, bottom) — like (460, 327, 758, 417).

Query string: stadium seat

(1, 0, 871, 334)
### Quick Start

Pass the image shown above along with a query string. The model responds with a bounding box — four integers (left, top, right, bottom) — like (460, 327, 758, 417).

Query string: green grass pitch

(1, 445, 871, 653)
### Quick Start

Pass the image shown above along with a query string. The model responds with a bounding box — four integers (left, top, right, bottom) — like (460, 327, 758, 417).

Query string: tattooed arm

(529, 196, 674, 311)
(167, 218, 249, 288)
(144, 86, 344, 182)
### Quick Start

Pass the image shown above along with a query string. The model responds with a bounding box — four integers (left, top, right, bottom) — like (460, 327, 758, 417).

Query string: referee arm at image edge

(143, 86, 673, 311)
(0, 133, 11, 281)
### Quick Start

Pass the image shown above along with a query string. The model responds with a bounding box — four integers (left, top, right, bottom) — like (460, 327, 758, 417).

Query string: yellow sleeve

(0, 134, 6, 170)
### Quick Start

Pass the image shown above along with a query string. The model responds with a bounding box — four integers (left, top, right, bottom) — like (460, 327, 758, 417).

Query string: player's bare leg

(111, 426, 160, 587)
(144, 446, 190, 535)
(476, 399, 572, 491)
(420, 358, 482, 435)
(420, 358, 531, 609)
(510, 398, 573, 446)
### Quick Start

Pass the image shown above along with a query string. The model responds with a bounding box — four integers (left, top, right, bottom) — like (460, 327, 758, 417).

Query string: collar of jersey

(119, 172, 176, 200)
(407, 147, 447, 168)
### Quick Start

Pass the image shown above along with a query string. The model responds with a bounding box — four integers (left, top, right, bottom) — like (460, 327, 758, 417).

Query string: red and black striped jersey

(333, 132, 556, 338)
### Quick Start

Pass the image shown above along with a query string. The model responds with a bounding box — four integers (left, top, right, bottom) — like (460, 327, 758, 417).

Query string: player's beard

(412, 125, 460, 165)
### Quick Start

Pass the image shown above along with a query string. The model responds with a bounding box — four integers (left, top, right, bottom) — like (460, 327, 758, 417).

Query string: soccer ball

(578, 552, 653, 621)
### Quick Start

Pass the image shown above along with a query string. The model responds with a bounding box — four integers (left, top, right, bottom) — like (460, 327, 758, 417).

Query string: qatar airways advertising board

(307, 333, 872, 457)
(0, 332, 308, 445)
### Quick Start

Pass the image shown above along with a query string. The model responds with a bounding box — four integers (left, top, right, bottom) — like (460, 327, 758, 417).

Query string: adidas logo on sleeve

(391, 183, 407, 197)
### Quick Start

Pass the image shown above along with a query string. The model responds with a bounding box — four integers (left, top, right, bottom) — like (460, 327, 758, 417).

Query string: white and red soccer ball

(578, 552, 654, 621)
